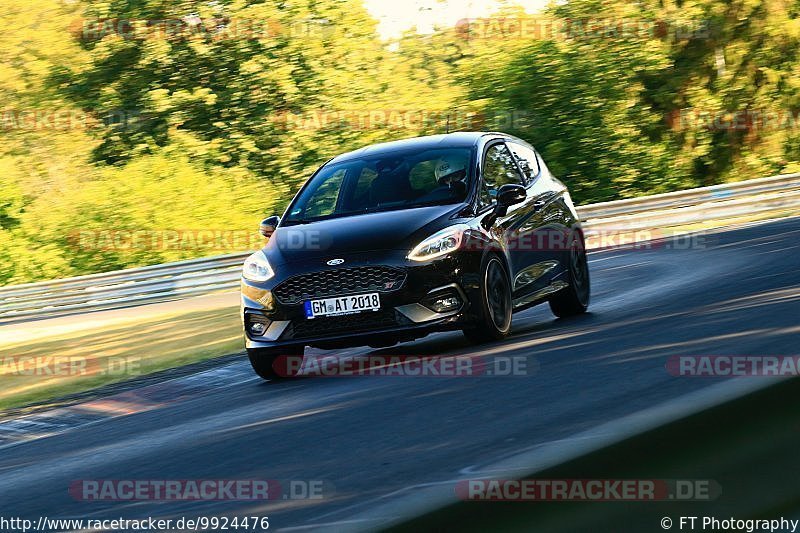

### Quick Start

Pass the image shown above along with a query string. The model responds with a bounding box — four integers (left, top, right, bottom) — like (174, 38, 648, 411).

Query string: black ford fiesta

(241, 132, 590, 379)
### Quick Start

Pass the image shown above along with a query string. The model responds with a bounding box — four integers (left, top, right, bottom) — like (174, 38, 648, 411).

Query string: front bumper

(241, 250, 480, 349)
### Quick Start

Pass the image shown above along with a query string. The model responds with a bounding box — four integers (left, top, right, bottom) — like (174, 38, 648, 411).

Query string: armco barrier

(1, 173, 798, 323)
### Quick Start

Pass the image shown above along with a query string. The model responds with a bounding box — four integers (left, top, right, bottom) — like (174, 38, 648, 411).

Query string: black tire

(247, 345, 305, 380)
(463, 255, 512, 344)
(549, 230, 590, 318)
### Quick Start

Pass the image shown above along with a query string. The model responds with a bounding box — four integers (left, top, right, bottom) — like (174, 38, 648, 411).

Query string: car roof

(328, 132, 509, 164)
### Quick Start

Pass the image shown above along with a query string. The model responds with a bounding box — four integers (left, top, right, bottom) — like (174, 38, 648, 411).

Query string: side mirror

(481, 184, 527, 230)
(496, 184, 527, 208)
(259, 215, 280, 238)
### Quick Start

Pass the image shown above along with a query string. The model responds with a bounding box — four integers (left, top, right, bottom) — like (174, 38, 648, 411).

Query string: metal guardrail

(579, 172, 800, 234)
(577, 172, 800, 219)
(0, 253, 249, 323)
(1, 173, 799, 324)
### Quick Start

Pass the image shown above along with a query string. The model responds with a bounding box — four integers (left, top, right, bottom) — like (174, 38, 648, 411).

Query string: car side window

(507, 141, 541, 186)
(480, 143, 523, 207)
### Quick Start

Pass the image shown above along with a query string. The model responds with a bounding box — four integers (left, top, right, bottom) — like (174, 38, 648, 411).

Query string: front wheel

(463, 255, 512, 344)
(549, 231, 590, 318)
(247, 345, 305, 380)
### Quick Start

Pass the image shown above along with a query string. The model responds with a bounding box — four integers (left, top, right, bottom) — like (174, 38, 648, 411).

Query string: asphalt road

(1, 218, 799, 532)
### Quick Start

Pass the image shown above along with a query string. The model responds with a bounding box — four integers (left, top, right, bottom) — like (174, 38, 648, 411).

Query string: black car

(241, 132, 590, 379)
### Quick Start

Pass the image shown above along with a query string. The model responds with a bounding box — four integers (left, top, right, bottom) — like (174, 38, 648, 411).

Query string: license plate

(304, 293, 381, 319)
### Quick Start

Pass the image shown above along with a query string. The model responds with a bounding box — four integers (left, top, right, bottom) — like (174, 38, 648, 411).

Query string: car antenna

(446, 113, 450, 134)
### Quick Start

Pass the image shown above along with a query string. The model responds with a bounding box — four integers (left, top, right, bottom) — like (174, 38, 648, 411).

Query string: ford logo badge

(326, 258, 345, 266)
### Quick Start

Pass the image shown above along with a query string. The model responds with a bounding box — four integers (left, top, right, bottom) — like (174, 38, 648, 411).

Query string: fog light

(245, 313, 271, 337)
(249, 322, 268, 336)
(421, 290, 463, 313)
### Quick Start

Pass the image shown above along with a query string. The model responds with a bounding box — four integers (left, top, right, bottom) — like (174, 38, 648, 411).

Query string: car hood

(264, 204, 464, 265)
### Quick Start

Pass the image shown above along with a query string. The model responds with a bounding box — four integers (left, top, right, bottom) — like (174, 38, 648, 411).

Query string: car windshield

(283, 147, 474, 224)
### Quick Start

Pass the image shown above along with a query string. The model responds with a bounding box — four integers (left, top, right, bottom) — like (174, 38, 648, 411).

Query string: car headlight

(243, 251, 275, 282)
(408, 224, 470, 262)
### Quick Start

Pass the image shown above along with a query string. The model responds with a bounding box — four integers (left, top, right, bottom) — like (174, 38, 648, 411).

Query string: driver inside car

(434, 155, 468, 197)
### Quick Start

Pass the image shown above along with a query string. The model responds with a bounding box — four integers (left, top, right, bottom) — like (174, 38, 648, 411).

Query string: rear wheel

(463, 255, 512, 344)
(549, 231, 590, 318)
(247, 345, 305, 380)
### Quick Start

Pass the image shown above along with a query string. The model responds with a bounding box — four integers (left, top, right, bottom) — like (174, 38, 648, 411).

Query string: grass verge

(0, 301, 241, 411)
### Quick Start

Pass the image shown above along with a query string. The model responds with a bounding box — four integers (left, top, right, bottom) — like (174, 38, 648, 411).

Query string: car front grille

(273, 266, 407, 305)
(286, 309, 412, 340)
